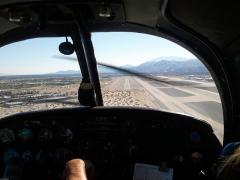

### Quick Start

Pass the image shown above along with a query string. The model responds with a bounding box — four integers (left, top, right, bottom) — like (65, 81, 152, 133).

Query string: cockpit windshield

(0, 33, 223, 141)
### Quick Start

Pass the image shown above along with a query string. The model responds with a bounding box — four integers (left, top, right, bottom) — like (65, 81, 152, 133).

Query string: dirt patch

(102, 90, 153, 108)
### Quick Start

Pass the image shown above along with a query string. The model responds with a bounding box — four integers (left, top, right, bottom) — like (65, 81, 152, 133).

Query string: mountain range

(52, 57, 209, 75)
(126, 57, 209, 75)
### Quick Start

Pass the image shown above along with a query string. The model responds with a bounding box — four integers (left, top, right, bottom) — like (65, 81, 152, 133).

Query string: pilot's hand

(64, 159, 95, 180)
(65, 159, 87, 180)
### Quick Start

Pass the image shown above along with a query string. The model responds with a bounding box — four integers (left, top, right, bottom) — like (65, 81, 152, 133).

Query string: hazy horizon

(0, 56, 200, 76)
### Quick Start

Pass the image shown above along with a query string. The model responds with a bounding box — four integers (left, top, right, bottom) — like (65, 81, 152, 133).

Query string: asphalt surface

(108, 76, 224, 142)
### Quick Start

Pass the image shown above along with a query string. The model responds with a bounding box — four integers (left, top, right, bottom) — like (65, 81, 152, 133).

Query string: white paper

(133, 163, 173, 180)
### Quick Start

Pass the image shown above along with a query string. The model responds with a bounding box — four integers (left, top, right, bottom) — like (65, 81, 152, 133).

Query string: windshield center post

(73, 9, 103, 106)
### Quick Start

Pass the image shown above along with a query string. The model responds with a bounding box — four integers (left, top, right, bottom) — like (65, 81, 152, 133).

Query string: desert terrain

(0, 74, 223, 142)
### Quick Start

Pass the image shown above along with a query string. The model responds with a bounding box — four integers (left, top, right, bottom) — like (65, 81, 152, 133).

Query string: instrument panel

(0, 107, 222, 180)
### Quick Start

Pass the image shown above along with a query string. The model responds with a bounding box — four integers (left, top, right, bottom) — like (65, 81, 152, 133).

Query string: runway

(104, 75, 223, 142)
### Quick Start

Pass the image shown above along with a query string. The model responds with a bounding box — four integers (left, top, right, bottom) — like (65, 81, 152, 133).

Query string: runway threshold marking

(124, 78, 130, 90)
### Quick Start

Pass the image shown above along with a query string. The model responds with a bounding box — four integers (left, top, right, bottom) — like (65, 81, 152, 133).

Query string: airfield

(102, 75, 223, 142)
(0, 74, 223, 142)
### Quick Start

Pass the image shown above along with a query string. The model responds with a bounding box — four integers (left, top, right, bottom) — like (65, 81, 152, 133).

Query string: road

(105, 75, 223, 142)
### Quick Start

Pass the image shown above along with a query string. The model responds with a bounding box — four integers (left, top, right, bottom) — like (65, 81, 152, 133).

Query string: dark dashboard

(0, 107, 222, 180)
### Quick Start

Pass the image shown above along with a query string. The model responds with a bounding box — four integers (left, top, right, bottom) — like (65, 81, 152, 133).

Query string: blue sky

(0, 32, 195, 75)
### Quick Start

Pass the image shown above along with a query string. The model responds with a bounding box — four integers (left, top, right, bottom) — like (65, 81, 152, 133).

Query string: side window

(92, 32, 223, 142)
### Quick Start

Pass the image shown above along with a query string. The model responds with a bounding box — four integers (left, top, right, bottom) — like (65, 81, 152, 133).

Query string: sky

(0, 32, 196, 75)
